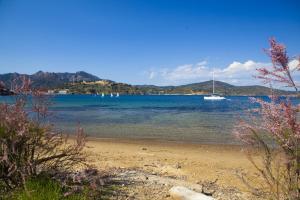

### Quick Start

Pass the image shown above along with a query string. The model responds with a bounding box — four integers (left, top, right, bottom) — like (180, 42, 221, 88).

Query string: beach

(1, 94, 281, 199)
(85, 137, 261, 199)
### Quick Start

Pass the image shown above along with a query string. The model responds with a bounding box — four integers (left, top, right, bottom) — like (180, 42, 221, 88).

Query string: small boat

(116, 92, 119, 97)
(101, 93, 105, 97)
(204, 71, 226, 100)
(110, 93, 113, 97)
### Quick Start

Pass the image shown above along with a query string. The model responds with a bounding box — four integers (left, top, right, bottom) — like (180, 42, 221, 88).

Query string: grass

(0, 174, 122, 200)
(8, 175, 85, 200)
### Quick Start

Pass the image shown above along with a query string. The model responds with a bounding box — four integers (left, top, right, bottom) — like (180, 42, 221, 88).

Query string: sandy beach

(85, 137, 261, 199)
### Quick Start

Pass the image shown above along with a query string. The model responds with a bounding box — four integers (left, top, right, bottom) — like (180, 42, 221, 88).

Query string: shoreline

(85, 136, 243, 147)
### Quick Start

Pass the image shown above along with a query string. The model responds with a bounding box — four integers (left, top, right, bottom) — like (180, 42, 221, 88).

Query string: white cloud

(288, 59, 300, 88)
(144, 59, 300, 86)
(222, 60, 262, 75)
(215, 60, 269, 84)
(147, 60, 266, 85)
(148, 71, 155, 79)
(161, 64, 208, 81)
(196, 61, 208, 66)
(289, 59, 300, 71)
(143, 69, 156, 80)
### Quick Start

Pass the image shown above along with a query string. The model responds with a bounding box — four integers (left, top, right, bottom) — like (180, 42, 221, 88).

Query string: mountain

(0, 71, 103, 89)
(135, 81, 293, 96)
(167, 81, 293, 96)
(0, 71, 295, 95)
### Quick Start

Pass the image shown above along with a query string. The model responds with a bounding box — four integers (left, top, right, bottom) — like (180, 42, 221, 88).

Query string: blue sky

(0, 0, 299, 86)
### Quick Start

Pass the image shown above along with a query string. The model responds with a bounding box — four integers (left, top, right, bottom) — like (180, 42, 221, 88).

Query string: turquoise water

(1, 95, 299, 144)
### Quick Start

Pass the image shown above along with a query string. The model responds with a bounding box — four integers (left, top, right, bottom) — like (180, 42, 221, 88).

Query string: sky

(0, 0, 299, 86)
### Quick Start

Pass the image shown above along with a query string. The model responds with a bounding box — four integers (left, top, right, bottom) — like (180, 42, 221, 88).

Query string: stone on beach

(169, 186, 214, 200)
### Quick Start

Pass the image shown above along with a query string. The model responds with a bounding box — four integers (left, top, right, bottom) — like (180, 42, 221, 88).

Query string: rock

(175, 162, 182, 169)
(142, 147, 147, 150)
(202, 187, 215, 196)
(128, 170, 137, 174)
(169, 186, 214, 200)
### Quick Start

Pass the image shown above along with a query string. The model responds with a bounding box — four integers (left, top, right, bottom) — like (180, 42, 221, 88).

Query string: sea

(1, 95, 299, 144)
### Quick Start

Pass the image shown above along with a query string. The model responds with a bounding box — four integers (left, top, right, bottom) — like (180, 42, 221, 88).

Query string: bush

(235, 38, 300, 199)
(0, 78, 86, 193)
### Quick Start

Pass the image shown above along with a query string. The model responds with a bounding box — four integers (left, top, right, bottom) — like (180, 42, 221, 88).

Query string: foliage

(8, 174, 85, 200)
(64, 80, 295, 95)
(234, 38, 300, 199)
(5, 170, 121, 200)
(0, 77, 86, 193)
(65, 82, 141, 95)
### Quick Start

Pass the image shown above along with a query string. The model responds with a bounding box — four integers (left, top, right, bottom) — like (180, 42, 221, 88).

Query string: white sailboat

(116, 92, 119, 97)
(204, 71, 226, 100)
(101, 93, 105, 97)
(110, 93, 113, 97)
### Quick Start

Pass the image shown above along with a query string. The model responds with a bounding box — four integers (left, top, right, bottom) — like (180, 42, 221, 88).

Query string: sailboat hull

(204, 96, 226, 100)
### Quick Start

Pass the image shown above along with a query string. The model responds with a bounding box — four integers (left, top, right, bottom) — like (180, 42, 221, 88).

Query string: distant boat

(204, 94, 226, 100)
(116, 92, 119, 97)
(101, 93, 104, 97)
(204, 71, 226, 100)
(110, 93, 113, 97)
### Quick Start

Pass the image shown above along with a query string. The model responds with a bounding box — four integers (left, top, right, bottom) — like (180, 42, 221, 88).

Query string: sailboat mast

(212, 71, 215, 94)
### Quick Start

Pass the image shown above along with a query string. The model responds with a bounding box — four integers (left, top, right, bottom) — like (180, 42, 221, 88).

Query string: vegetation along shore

(0, 71, 296, 96)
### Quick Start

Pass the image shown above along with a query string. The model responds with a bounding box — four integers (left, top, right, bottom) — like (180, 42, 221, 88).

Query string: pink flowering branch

(235, 38, 300, 199)
(256, 38, 299, 91)
(0, 77, 87, 192)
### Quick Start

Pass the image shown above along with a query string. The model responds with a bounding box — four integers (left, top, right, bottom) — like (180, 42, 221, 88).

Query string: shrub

(234, 38, 300, 199)
(0, 77, 86, 193)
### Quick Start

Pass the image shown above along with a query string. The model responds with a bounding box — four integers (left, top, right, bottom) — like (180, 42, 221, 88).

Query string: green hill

(135, 81, 293, 96)
(0, 71, 295, 96)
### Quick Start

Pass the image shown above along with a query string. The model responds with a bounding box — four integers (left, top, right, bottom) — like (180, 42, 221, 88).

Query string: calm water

(1, 95, 299, 144)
